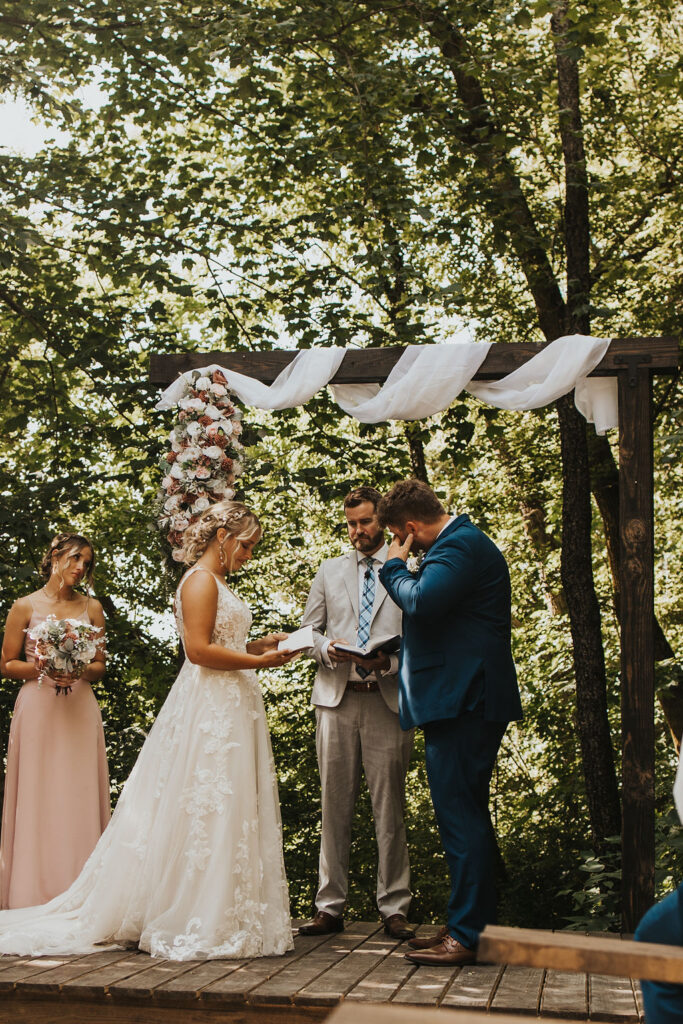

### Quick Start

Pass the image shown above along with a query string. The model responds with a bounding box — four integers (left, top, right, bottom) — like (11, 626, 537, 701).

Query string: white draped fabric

(155, 335, 618, 433)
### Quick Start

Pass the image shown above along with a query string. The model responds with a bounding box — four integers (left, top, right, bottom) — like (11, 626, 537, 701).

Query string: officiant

(298, 486, 415, 940)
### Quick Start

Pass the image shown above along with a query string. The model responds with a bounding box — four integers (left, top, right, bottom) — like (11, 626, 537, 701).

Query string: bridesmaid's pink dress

(0, 598, 110, 909)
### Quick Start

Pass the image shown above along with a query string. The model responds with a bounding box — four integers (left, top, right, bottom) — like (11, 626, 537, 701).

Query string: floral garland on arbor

(157, 369, 245, 561)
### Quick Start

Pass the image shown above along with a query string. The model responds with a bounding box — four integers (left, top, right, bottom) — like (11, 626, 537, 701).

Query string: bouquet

(27, 615, 104, 693)
(157, 369, 246, 561)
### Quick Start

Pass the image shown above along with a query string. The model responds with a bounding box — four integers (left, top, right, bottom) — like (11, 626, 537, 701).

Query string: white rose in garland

(156, 368, 248, 561)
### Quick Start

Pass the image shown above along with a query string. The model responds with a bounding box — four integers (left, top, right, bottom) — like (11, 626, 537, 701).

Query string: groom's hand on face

(387, 532, 413, 562)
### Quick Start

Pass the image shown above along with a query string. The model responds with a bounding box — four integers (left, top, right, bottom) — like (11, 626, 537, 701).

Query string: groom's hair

(343, 486, 383, 511)
(378, 479, 446, 528)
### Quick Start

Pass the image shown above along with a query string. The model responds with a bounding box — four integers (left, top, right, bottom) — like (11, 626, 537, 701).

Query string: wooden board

(589, 973, 640, 1021)
(327, 1003, 584, 1023)
(148, 337, 679, 386)
(540, 969, 588, 1019)
(478, 925, 683, 983)
(440, 964, 503, 1010)
(490, 965, 544, 1013)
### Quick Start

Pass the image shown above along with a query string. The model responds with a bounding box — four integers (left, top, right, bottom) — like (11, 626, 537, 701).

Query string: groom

(378, 479, 522, 966)
(298, 486, 415, 940)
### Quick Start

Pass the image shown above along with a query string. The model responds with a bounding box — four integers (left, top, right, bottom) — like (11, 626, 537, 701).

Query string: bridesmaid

(0, 533, 110, 908)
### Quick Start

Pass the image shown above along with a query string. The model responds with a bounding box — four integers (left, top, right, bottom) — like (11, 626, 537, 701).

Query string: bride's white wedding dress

(0, 566, 293, 959)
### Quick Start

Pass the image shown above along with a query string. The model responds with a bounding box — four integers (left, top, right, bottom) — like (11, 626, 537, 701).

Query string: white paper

(278, 625, 314, 653)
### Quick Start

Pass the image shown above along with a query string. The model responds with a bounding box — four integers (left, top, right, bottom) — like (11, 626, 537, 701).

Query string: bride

(0, 500, 296, 960)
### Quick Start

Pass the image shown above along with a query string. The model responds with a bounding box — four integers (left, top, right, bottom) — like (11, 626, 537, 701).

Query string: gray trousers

(314, 689, 414, 919)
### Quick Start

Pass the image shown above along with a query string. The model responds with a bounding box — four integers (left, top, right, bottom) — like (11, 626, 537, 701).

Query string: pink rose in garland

(157, 369, 246, 561)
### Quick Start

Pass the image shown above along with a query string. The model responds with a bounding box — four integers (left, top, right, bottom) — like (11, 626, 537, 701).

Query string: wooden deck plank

(391, 964, 460, 1005)
(201, 930, 340, 1003)
(588, 973, 639, 1021)
(15, 950, 130, 993)
(58, 950, 163, 999)
(108, 957, 201, 1000)
(294, 929, 398, 1006)
(541, 969, 588, 1019)
(345, 942, 418, 1003)
(153, 957, 247, 999)
(0, 954, 86, 991)
(440, 963, 503, 1009)
(491, 965, 544, 1013)
(246, 932, 344, 1004)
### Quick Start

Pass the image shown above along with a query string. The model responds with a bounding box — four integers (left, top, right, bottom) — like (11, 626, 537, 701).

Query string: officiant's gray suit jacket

(301, 550, 403, 712)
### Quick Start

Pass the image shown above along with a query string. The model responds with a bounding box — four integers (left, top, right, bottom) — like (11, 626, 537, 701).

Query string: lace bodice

(174, 567, 252, 652)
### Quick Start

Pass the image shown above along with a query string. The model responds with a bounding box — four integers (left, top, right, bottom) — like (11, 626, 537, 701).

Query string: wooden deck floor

(0, 921, 644, 1023)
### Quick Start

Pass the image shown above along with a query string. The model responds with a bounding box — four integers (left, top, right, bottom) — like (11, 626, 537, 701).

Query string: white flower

(233, 460, 244, 477)
(194, 495, 210, 512)
(172, 547, 185, 562)
(172, 513, 191, 530)
(210, 382, 227, 396)
(186, 421, 202, 438)
(203, 404, 222, 420)
(164, 495, 181, 512)
(180, 397, 205, 413)
(170, 463, 184, 480)
(214, 419, 233, 436)
(195, 375, 212, 389)
(202, 445, 223, 460)
(161, 475, 173, 489)
(178, 446, 201, 463)
(171, 438, 182, 453)
(195, 466, 211, 479)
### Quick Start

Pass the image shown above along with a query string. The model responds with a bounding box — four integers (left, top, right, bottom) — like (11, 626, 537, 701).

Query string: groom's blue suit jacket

(379, 514, 523, 730)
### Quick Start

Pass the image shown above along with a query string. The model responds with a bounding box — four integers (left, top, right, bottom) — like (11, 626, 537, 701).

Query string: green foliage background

(1, 0, 682, 930)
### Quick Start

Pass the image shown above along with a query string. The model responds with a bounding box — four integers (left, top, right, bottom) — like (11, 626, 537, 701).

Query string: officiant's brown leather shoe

(383, 914, 416, 940)
(298, 911, 344, 935)
(405, 934, 476, 966)
(407, 924, 448, 949)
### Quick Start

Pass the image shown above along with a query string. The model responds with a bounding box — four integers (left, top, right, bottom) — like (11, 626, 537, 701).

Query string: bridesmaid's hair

(40, 533, 95, 588)
(180, 500, 261, 567)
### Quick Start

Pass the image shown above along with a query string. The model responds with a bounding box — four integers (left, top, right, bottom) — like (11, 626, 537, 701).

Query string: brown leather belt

(346, 680, 380, 693)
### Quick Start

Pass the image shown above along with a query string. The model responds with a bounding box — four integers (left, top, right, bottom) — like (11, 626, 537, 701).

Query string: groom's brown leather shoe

(407, 924, 448, 950)
(405, 934, 476, 966)
(383, 914, 416, 940)
(298, 911, 344, 935)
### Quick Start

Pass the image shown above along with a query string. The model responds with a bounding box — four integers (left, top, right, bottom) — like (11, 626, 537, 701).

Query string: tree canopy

(1, 0, 681, 928)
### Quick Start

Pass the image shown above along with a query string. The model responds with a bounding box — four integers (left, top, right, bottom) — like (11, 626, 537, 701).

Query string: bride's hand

(247, 633, 290, 656)
(257, 648, 299, 668)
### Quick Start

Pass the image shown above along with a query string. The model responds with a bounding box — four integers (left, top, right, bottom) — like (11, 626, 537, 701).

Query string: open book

(331, 634, 400, 660)
(278, 625, 314, 653)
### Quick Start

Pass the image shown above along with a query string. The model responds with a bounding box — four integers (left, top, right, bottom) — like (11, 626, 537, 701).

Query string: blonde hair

(40, 533, 95, 590)
(180, 500, 261, 567)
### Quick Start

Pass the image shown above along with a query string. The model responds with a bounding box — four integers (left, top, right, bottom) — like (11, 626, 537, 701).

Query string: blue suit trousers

(423, 711, 506, 950)
(634, 883, 683, 1023)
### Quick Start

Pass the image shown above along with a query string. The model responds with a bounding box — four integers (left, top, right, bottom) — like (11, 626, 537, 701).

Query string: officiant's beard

(353, 529, 385, 554)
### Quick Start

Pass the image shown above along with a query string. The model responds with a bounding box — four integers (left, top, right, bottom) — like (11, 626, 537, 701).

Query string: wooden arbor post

(151, 336, 678, 928)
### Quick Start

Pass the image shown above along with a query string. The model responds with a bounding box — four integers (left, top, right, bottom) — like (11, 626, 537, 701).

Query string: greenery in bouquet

(26, 615, 105, 688)
(156, 370, 246, 562)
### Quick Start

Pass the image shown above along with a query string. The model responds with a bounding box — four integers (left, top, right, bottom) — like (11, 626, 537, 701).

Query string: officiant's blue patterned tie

(356, 557, 375, 679)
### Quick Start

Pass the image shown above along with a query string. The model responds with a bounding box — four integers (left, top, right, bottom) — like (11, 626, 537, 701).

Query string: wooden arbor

(151, 336, 679, 929)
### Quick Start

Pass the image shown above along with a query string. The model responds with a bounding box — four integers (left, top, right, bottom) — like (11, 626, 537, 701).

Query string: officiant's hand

(329, 640, 354, 663)
(247, 633, 290, 656)
(349, 652, 390, 673)
(387, 533, 413, 563)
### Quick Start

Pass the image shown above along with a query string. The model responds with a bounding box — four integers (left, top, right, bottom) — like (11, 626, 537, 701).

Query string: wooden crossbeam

(478, 924, 683, 984)
(149, 336, 678, 386)
(327, 1004, 580, 1024)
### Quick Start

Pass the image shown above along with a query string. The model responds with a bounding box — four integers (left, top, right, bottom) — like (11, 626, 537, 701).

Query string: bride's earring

(218, 540, 227, 570)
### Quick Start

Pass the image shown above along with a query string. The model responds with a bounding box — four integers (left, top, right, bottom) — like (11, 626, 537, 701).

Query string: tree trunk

(552, 0, 621, 844)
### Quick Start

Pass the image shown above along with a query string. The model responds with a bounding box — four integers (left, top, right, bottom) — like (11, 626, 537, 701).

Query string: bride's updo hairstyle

(181, 500, 261, 569)
(40, 533, 95, 589)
